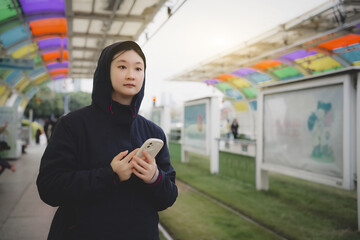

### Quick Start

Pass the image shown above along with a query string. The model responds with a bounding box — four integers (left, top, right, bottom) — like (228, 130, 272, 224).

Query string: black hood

(91, 41, 146, 117)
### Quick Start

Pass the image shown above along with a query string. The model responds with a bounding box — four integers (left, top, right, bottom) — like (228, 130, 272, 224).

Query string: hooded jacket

(37, 41, 178, 240)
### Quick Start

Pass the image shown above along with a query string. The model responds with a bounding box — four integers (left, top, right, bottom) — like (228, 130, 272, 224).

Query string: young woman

(37, 41, 178, 240)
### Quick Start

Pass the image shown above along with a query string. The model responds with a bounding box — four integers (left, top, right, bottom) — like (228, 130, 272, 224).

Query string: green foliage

(68, 91, 92, 112)
(24, 86, 91, 119)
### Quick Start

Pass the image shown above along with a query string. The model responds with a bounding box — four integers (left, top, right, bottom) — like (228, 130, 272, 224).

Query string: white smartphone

(135, 138, 164, 158)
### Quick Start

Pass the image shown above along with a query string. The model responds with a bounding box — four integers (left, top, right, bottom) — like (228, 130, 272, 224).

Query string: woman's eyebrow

(114, 59, 143, 65)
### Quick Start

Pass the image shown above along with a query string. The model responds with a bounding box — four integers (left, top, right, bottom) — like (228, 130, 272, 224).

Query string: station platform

(0, 142, 55, 240)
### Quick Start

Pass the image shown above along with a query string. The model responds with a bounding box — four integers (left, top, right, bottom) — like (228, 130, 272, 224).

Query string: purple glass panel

(52, 75, 67, 80)
(204, 79, 219, 84)
(24, 13, 65, 22)
(63, 37, 68, 48)
(281, 49, 318, 61)
(232, 68, 255, 76)
(19, 0, 65, 14)
(46, 61, 68, 70)
(37, 37, 62, 49)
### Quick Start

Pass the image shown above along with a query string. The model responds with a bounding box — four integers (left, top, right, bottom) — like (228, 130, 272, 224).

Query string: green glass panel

(216, 82, 233, 91)
(0, 0, 21, 23)
(242, 87, 257, 98)
(273, 66, 301, 79)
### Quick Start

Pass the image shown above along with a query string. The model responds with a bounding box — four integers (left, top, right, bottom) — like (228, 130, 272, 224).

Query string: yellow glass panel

(15, 78, 27, 89)
(20, 98, 28, 110)
(301, 56, 341, 71)
(11, 43, 38, 58)
(294, 53, 323, 63)
(0, 89, 11, 106)
(354, 61, 360, 66)
(19, 80, 31, 92)
(33, 74, 49, 85)
(15, 78, 30, 92)
(230, 78, 251, 88)
(0, 85, 6, 96)
(233, 101, 249, 111)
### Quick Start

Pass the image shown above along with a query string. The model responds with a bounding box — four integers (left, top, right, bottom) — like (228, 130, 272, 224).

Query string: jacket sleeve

(146, 136, 178, 211)
(36, 118, 117, 207)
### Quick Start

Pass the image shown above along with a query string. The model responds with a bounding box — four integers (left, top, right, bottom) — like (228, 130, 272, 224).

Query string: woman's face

(110, 50, 145, 105)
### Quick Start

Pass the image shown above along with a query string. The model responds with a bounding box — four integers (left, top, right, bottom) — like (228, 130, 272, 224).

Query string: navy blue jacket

(37, 42, 178, 240)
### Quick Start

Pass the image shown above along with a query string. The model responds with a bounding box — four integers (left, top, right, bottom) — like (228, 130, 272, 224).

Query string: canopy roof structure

(0, 0, 166, 110)
(169, 0, 360, 112)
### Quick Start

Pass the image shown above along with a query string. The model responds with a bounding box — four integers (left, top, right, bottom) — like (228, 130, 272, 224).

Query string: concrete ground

(0, 141, 56, 240)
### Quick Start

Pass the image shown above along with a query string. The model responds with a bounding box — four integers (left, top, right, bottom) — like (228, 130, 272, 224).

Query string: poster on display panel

(263, 84, 343, 179)
(183, 99, 209, 155)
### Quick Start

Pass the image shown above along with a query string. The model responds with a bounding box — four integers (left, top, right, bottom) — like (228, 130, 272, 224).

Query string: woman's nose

(126, 69, 135, 79)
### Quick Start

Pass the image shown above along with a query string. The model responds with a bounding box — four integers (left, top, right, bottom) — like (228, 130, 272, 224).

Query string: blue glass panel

(248, 72, 272, 83)
(28, 67, 46, 79)
(25, 87, 38, 99)
(340, 49, 360, 63)
(5, 70, 21, 84)
(248, 100, 257, 111)
(225, 89, 243, 100)
(5, 70, 25, 86)
(0, 25, 29, 48)
(13, 95, 23, 107)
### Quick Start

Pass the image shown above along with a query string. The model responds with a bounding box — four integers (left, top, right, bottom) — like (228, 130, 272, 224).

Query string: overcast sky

(76, 0, 330, 112)
(137, 0, 330, 111)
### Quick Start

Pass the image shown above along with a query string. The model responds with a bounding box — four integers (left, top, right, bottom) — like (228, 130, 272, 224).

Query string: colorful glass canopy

(0, 0, 67, 110)
(206, 32, 360, 112)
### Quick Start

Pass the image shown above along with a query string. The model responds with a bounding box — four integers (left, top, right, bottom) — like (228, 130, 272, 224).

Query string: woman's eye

(136, 67, 142, 71)
(118, 65, 126, 69)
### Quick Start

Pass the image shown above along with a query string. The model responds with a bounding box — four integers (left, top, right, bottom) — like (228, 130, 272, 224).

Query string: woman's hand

(111, 149, 137, 182)
(131, 150, 159, 184)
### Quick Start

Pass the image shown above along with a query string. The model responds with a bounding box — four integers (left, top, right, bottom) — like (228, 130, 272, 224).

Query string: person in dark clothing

(35, 128, 41, 144)
(0, 141, 15, 175)
(36, 41, 178, 240)
(231, 118, 239, 139)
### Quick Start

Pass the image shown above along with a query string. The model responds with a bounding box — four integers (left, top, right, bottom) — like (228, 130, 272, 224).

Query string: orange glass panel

(62, 50, 68, 59)
(42, 51, 60, 61)
(216, 74, 236, 81)
(254, 60, 282, 69)
(29, 18, 67, 36)
(50, 68, 68, 75)
(318, 34, 360, 50)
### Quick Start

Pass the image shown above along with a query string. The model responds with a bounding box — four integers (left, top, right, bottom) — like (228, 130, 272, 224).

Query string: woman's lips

(124, 84, 135, 87)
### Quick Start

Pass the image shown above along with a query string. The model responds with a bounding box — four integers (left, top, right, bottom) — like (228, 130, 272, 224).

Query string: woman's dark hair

(109, 41, 146, 69)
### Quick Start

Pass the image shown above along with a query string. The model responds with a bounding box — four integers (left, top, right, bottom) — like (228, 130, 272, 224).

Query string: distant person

(225, 119, 231, 140)
(35, 128, 41, 144)
(0, 141, 15, 175)
(43, 117, 52, 143)
(231, 118, 239, 139)
(37, 41, 178, 240)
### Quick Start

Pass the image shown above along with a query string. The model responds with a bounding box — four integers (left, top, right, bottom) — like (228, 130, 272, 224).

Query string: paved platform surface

(0, 143, 56, 240)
